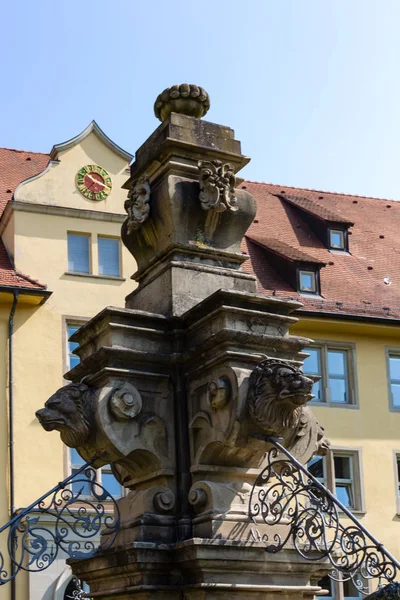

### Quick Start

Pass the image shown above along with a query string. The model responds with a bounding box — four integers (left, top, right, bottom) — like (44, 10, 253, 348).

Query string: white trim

(50, 120, 133, 162)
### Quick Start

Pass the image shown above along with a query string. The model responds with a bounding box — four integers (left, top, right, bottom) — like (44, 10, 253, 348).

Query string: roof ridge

(244, 180, 399, 203)
(0, 146, 50, 157)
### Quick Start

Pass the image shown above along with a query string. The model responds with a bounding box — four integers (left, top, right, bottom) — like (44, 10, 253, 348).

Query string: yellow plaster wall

(15, 131, 129, 215)
(11, 210, 136, 508)
(5, 133, 137, 516)
(293, 317, 400, 558)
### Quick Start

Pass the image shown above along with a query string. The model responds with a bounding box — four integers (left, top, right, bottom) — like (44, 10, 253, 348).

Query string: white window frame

(307, 448, 365, 513)
(386, 348, 400, 412)
(303, 341, 358, 407)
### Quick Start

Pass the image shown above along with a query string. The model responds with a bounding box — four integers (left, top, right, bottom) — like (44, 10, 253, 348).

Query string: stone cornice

(0, 200, 125, 231)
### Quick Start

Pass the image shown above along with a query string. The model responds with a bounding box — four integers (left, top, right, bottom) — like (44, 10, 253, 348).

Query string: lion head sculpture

(247, 359, 314, 435)
(35, 383, 94, 448)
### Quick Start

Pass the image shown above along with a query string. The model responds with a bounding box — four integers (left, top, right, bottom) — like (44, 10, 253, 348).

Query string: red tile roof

(278, 193, 354, 225)
(0, 148, 49, 291)
(0, 239, 47, 291)
(242, 182, 400, 320)
(0, 148, 49, 218)
(248, 235, 327, 265)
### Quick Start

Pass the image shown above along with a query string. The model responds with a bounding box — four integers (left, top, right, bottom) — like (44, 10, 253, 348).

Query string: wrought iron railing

(249, 436, 400, 596)
(0, 458, 120, 586)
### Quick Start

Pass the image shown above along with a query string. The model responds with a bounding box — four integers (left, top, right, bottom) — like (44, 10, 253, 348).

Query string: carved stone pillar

(37, 84, 330, 599)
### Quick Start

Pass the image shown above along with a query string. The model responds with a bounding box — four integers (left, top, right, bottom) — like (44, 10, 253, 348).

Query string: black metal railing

(249, 436, 400, 596)
(0, 458, 120, 586)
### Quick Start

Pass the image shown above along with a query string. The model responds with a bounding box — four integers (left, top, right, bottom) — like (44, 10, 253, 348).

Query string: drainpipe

(8, 290, 18, 600)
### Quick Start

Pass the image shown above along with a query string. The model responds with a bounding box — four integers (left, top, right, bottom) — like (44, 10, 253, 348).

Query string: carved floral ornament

(124, 174, 151, 233)
(198, 160, 238, 213)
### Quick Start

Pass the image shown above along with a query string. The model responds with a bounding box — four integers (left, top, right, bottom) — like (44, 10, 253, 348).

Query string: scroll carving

(198, 160, 238, 213)
(124, 174, 151, 232)
(110, 382, 142, 421)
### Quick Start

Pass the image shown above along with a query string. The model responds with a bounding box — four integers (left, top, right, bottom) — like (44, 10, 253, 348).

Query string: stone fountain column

(37, 85, 329, 599)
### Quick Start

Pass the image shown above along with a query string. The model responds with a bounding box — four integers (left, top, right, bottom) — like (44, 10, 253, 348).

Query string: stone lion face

(247, 359, 315, 434)
(35, 383, 93, 448)
(271, 366, 314, 405)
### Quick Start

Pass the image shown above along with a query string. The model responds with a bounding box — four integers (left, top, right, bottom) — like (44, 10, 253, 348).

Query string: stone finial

(154, 84, 210, 122)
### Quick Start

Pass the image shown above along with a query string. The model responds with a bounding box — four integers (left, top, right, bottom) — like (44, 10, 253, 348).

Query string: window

(317, 575, 363, 600)
(298, 269, 317, 293)
(70, 448, 123, 499)
(67, 233, 90, 274)
(307, 449, 363, 512)
(334, 455, 354, 509)
(387, 351, 400, 409)
(329, 228, 346, 250)
(308, 455, 327, 485)
(67, 324, 80, 370)
(303, 343, 356, 405)
(98, 236, 120, 277)
(66, 324, 123, 499)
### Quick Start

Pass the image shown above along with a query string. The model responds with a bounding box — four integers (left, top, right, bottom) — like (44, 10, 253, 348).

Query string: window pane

(71, 469, 91, 496)
(303, 348, 322, 401)
(330, 230, 344, 249)
(392, 384, 400, 408)
(303, 348, 321, 375)
(102, 470, 122, 498)
(308, 456, 325, 480)
(336, 483, 353, 508)
(389, 356, 400, 381)
(299, 271, 316, 292)
(329, 377, 348, 403)
(70, 448, 85, 466)
(68, 233, 90, 273)
(67, 325, 80, 369)
(334, 456, 351, 479)
(98, 237, 120, 277)
(68, 326, 79, 352)
(327, 350, 346, 376)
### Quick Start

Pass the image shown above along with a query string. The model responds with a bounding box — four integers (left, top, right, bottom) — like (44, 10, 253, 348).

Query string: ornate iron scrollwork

(0, 460, 120, 586)
(249, 437, 400, 595)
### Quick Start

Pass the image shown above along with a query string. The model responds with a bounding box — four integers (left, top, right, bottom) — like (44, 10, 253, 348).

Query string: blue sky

(1, 1, 400, 199)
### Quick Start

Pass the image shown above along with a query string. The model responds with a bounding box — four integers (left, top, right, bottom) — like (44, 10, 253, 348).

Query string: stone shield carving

(124, 174, 151, 233)
(198, 160, 238, 213)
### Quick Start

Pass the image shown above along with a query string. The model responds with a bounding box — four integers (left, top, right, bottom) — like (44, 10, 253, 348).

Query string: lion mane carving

(247, 358, 330, 461)
(36, 383, 94, 448)
(248, 359, 314, 434)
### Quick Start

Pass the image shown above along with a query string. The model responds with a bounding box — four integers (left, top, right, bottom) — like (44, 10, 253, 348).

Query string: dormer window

(298, 269, 318, 294)
(329, 228, 346, 251)
(277, 194, 353, 253)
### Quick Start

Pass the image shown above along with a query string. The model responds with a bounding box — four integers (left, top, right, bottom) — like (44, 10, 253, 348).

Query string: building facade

(0, 122, 136, 599)
(0, 131, 399, 599)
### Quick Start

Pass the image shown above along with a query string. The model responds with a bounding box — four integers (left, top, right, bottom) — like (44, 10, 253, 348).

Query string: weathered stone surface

(36, 90, 331, 597)
(154, 84, 210, 122)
